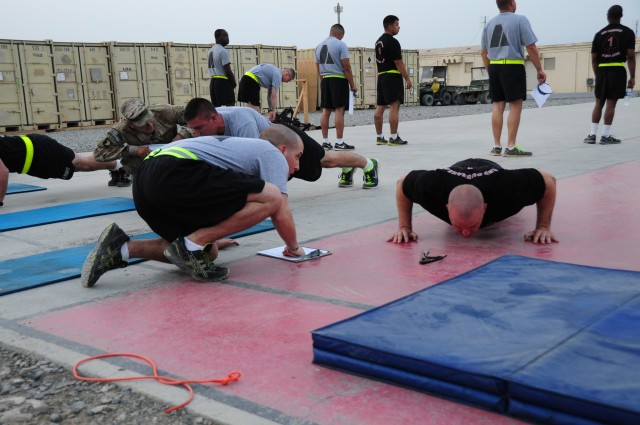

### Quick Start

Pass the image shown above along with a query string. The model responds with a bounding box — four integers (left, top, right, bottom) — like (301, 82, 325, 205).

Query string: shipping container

(277, 46, 298, 109)
(52, 42, 115, 127)
(79, 43, 115, 125)
(166, 43, 197, 107)
(15, 40, 60, 129)
(0, 40, 28, 131)
(109, 42, 169, 120)
(403, 49, 420, 105)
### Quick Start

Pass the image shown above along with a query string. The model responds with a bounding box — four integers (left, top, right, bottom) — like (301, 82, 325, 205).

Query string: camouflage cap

(120, 98, 153, 127)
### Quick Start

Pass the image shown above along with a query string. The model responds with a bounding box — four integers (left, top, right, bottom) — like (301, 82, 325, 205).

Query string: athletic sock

(590, 123, 598, 136)
(376, 134, 384, 138)
(363, 159, 374, 172)
(184, 237, 204, 251)
(120, 242, 130, 262)
(114, 160, 123, 171)
(336, 138, 344, 144)
(324, 138, 330, 144)
(390, 133, 398, 139)
(602, 125, 611, 137)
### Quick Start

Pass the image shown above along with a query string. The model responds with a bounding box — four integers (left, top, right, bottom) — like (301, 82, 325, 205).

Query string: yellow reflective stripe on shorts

(598, 62, 625, 67)
(378, 70, 401, 75)
(245, 71, 260, 84)
(211, 75, 229, 79)
(489, 59, 525, 65)
(18, 135, 34, 174)
(322, 73, 346, 78)
(145, 146, 198, 160)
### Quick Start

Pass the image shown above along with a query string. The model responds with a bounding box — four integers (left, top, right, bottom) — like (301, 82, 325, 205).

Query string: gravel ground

(1, 96, 594, 424)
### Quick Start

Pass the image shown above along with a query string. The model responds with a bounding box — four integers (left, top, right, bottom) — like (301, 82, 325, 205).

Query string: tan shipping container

(0, 40, 28, 131)
(18, 40, 60, 129)
(277, 46, 298, 109)
(359, 48, 377, 108)
(52, 42, 115, 127)
(166, 43, 197, 107)
(109, 43, 169, 119)
(403, 49, 420, 105)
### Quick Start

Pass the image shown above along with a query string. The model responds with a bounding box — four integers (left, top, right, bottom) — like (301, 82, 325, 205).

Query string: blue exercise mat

(312, 255, 640, 425)
(0, 198, 135, 232)
(0, 219, 274, 296)
(6, 183, 47, 194)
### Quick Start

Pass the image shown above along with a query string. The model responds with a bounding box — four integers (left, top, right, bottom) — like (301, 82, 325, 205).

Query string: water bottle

(624, 88, 631, 106)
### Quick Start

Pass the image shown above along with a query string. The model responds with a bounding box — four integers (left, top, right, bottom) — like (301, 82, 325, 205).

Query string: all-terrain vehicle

(419, 66, 456, 106)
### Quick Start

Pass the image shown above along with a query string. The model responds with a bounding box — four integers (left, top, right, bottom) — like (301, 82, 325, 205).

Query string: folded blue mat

(0, 198, 135, 232)
(313, 255, 640, 425)
(6, 183, 47, 195)
(0, 219, 274, 296)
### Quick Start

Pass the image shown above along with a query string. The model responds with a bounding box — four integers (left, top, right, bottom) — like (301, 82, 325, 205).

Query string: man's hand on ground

(524, 228, 558, 244)
(387, 227, 418, 244)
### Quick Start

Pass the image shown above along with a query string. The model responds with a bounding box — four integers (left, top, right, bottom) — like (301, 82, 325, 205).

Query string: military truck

(453, 67, 491, 105)
(419, 66, 457, 106)
(420, 66, 491, 106)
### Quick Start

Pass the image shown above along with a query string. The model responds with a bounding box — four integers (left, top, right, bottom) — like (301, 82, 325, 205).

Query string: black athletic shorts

(595, 66, 627, 100)
(210, 78, 236, 107)
(237, 75, 261, 106)
(132, 156, 265, 242)
(281, 123, 325, 182)
(376, 73, 404, 106)
(488, 64, 526, 102)
(0, 134, 76, 179)
(320, 77, 349, 109)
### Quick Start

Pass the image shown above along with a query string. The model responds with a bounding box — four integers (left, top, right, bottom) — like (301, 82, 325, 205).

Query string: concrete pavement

(1, 98, 639, 424)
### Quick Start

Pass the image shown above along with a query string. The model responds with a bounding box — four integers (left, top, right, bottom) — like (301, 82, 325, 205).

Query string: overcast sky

(2, 0, 639, 50)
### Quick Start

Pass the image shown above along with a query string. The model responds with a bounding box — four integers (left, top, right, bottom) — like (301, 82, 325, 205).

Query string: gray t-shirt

(208, 44, 231, 77)
(481, 12, 538, 60)
(217, 107, 271, 138)
(160, 137, 288, 194)
(247, 64, 282, 88)
(315, 36, 349, 76)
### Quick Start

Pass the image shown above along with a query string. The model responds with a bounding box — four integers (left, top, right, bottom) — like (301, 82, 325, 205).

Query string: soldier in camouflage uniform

(93, 98, 195, 186)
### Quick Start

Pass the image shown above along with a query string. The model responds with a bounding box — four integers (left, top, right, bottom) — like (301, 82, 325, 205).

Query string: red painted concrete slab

(22, 161, 640, 424)
(228, 161, 640, 305)
(24, 282, 513, 424)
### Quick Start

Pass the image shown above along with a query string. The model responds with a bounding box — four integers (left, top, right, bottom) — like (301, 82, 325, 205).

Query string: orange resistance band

(73, 352, 241, 413)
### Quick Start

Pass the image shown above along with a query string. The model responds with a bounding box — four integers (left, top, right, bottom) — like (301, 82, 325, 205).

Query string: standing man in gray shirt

(237, 63, 296, 121)
(208, 29, 237, 107)
(481, 0, 546, 157)
(315, 23, 358, 151)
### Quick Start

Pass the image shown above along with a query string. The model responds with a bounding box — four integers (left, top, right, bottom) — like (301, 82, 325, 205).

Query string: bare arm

(267, 87, 279, 121)
(387, 175, 418, 243)
(524, 170, 558, 244)
(341, 58, 357, 93)
(271, 194, 304, 256)
(627, 48, 636, 88)
(223, 63, 237, 88)
(525, 43, 546, 83)
(481, 50, 489, 70)
(591, 52, 599, 76)
(0, 158, 9, 205)
(393, 59, 413, 90)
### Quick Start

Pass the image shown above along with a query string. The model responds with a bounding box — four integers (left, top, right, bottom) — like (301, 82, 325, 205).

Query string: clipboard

(257, 246, 331, 262)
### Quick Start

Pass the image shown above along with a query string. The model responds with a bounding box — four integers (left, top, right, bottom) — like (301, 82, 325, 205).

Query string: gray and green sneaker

(503, 146, 532, 157)
(164, 238, 229, 282)
(82, 223, 130, 288)
(338, 168, 354, 188)
(376, 136, 388, 145)
(362, 159, 379, 189)
(388, 135, 408, 146)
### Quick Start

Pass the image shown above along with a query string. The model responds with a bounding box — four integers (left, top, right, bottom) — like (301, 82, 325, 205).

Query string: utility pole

(334, 3, 343, 24)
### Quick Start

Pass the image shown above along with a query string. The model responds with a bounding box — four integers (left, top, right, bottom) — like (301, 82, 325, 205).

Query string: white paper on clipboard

(348, 91, 355, 115)
(257, 246, 331, 262)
